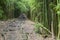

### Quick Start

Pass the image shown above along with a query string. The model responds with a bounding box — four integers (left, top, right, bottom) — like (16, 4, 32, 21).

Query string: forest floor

(0, 19, 55, 40)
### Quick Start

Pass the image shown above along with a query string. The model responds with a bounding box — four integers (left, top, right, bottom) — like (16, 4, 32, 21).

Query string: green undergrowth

(34, 22, 52, 35)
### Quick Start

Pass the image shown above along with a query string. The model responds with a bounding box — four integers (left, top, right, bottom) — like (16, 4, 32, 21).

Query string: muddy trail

(0, 19, 55, 40)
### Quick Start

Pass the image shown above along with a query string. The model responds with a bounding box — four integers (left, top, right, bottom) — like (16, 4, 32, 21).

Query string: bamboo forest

(0, 0, 60, 40)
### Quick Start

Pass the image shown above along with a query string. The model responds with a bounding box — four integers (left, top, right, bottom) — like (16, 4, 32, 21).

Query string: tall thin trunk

(52, 0, 58, 37)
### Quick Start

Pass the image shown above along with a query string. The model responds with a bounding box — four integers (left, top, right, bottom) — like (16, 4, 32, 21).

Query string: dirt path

(0, 19, 55, 40)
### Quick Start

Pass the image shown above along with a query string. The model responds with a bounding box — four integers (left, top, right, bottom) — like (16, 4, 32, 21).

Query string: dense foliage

(0, 0, 60, 40)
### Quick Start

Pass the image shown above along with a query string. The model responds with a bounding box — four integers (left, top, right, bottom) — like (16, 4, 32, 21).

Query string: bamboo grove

(0, 0, 60, 40)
